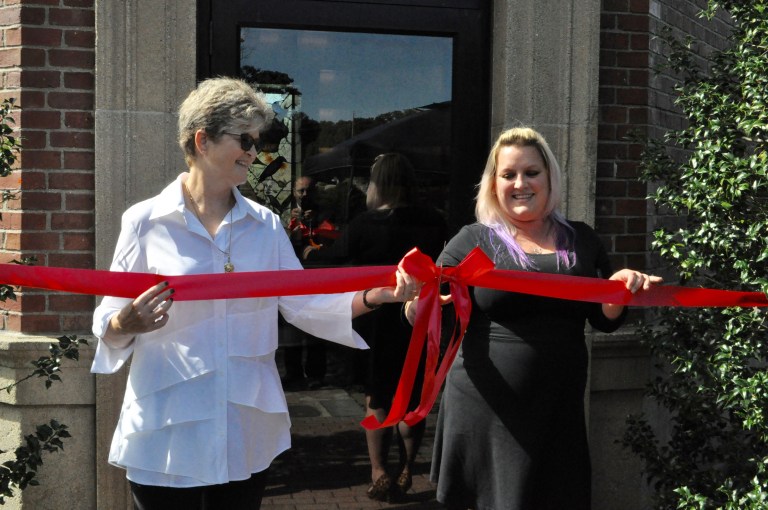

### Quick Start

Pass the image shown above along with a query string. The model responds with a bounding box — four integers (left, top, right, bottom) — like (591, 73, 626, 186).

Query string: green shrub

(621, 1, 768, 508)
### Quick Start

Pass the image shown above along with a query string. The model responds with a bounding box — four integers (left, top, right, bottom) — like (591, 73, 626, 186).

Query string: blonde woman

(406, 127, 660, 510)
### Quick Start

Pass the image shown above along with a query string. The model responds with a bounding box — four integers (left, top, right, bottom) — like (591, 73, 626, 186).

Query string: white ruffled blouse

(91, 174, 368, 487)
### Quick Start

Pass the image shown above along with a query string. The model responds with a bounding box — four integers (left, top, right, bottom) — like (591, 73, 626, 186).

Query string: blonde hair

(475, 126, 573, 268)
(178, 77, 274, 165)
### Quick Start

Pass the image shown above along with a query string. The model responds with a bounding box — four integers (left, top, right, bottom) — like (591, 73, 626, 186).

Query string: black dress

(430, 222, 626, 510)
(306, 205, 447, 408)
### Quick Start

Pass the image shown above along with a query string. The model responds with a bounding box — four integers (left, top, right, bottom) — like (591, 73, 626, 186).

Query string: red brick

(3, 231, 21, 249)
(0, 173, 20, 191)
(19, 190, 62, 210)
(20, 47, 46, 66)
(19, 109, 61, 129)
(598, 124, 616, 141)
(628, 107, 648, 124)
(49, 8, 95, 27)
(596, 199, 614, 215)
(18, 314, 61, 334)
(616, 51, 649, 68)
(64, 30, 94, 48)
(603, 0, 629, 12)
(48, 91, 93, 110)
(19, 26, 62, 46)
(630, 33, 649, 50)
(616, 161, 640, 178)
(629, 0, 650, 14)
(63, 151, 93, 169)
(3, 70, 21, 88)
(617, 14, 649, 32)
(615, 235, 647, 252)
(18, 150, 61, 169)
(597, 143, 628, 160)
(19, 0, 57, 6)
(49, 293, 93, 312)
(21, 211, 47, 230)
(19, 170, 47, 189)
(600, 105, 628, 123)
(63, 71, 93, 89)
(627, 217, 648, 233)
(6, 293, 46, 313)
(19, 231, 60, 250)
(599, 86, 616, 104)
(615, 199, 647, 215)
(600, 68, 628, 86)
(63, 192, 93, 211)
(600, 49, 617, 67)
(4, 27, 22, 46)
(64, 0, 95, 8)
(596, 180, 627, 197)
(0, 211, 23, 229)
(48, 251, 93, 268)
(62, 232, 93, 250)
(628, 69, 649, 86)
(49, 171, 93, 190)
(50, 130, 94, 149)
(18, 129, 46, 149)
(601, 32, 629, 50)
(617, 87, 648, 105)
(20, 69, 60, 88)
(18, 90, 45, 108)
(0, 6, 21, 25)
(64, 111, 93, 129)
(48, 49, 94, 69)
(601, 14, 617, 30)
(51, 211, 92, 229)
(595, 216, 626, 234)
(0, 47, 21, 67)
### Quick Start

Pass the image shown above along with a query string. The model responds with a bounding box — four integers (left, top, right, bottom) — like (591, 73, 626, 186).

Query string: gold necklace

(183, 183, 235, 272)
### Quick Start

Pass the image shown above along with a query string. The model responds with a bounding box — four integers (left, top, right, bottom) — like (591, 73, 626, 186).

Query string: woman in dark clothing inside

(305, 153, 447, 502)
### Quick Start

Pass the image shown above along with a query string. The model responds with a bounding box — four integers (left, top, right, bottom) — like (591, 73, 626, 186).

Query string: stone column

(491, 0, 601, 223)
(94, 1, 196, 508)
(0, 334, 95, 509)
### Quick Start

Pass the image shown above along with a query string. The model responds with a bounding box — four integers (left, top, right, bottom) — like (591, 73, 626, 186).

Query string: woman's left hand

(609, 269, 663, 293)
(351, 264, 424, 318)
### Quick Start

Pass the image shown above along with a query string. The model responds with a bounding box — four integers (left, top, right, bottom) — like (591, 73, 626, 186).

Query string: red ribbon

(1, 248, 766, 429)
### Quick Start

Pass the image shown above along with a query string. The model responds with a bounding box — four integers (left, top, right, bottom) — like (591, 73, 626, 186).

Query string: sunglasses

(222, 132, 264, 152)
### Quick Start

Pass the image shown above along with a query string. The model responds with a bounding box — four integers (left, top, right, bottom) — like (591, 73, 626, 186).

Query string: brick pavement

(264, 348, 442, 509)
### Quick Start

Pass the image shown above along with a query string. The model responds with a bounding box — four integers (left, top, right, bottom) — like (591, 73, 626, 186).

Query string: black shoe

(306, 378, 326, 390)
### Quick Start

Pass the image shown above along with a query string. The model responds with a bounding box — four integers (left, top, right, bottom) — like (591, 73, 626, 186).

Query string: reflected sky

(240, 28, 452, 121)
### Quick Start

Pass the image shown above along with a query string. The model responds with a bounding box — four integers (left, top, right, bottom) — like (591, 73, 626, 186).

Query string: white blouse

(91, 173, 368, 487)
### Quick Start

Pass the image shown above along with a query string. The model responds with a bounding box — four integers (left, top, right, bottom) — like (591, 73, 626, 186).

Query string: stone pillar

(491, 0, 602, 223)
(0, 334, 95, 509)
(93, 1, 196, 508)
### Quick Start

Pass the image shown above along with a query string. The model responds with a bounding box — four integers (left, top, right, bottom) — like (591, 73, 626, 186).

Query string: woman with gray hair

(91, 78, 424, 510)
(405, 127, 660, 509)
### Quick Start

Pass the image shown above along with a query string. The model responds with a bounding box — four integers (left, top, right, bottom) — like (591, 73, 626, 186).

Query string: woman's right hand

(104, 281, 175, 348)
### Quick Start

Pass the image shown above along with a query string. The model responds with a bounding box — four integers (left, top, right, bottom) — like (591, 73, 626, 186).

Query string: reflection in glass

(238, 27, 453, 237)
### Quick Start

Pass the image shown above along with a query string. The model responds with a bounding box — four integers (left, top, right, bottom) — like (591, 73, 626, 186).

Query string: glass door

(199, 0, 489, 235)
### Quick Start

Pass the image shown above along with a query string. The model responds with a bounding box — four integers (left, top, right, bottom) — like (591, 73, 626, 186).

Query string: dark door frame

(197, 0, 490, 232)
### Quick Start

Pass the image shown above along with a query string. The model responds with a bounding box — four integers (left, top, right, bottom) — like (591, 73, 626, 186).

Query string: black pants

(130, 470, 268, 510)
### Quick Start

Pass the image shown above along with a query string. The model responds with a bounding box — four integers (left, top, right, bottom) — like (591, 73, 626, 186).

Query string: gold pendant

(224, 262, 235, 273)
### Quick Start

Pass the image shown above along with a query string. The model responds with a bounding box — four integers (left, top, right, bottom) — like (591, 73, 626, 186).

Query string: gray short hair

(178, 77, 274, 165)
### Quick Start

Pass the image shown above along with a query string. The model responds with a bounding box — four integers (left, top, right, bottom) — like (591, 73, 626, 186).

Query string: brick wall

(0, 0, 95, 334)
(596, 0, 730, 275)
